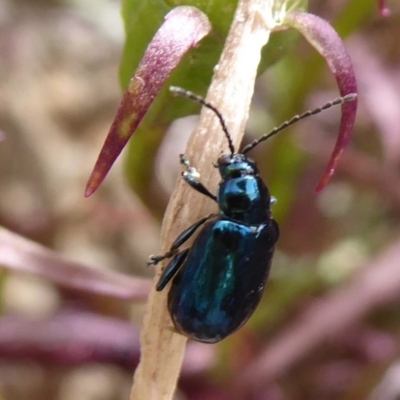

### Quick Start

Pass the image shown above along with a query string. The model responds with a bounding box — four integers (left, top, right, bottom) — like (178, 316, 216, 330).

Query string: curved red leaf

(284, 12, 358, 192)
(85, 6, 211, 197)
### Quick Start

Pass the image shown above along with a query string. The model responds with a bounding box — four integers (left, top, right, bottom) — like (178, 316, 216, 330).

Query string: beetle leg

(180, 154, 217, 202)
(156, 248, 189, 291)
(148, 214, 214, 266)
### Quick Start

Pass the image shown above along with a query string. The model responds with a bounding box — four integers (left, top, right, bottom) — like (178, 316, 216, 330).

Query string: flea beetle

(150, 87, 356, 344)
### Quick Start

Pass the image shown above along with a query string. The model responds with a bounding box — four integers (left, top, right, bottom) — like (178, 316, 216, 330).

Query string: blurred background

(0, 0, 400, 399)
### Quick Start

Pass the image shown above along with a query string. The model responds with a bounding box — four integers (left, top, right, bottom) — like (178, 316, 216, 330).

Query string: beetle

(150, 87, 356, 344)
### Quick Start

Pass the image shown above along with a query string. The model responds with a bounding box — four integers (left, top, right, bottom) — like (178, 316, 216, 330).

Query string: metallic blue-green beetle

(150, 87, 355, 344)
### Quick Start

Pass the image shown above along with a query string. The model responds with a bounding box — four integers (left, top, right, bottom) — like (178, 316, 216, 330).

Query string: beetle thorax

(216, 154, 271, 225)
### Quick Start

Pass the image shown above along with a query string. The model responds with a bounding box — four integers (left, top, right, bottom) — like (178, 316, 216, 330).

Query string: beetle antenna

(170, 86, 235, 155)
(241, 93, 357, 154)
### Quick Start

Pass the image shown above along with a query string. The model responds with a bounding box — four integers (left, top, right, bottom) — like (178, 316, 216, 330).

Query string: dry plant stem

(130, 1, 273, 399)
(240, 237, 400, 392)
